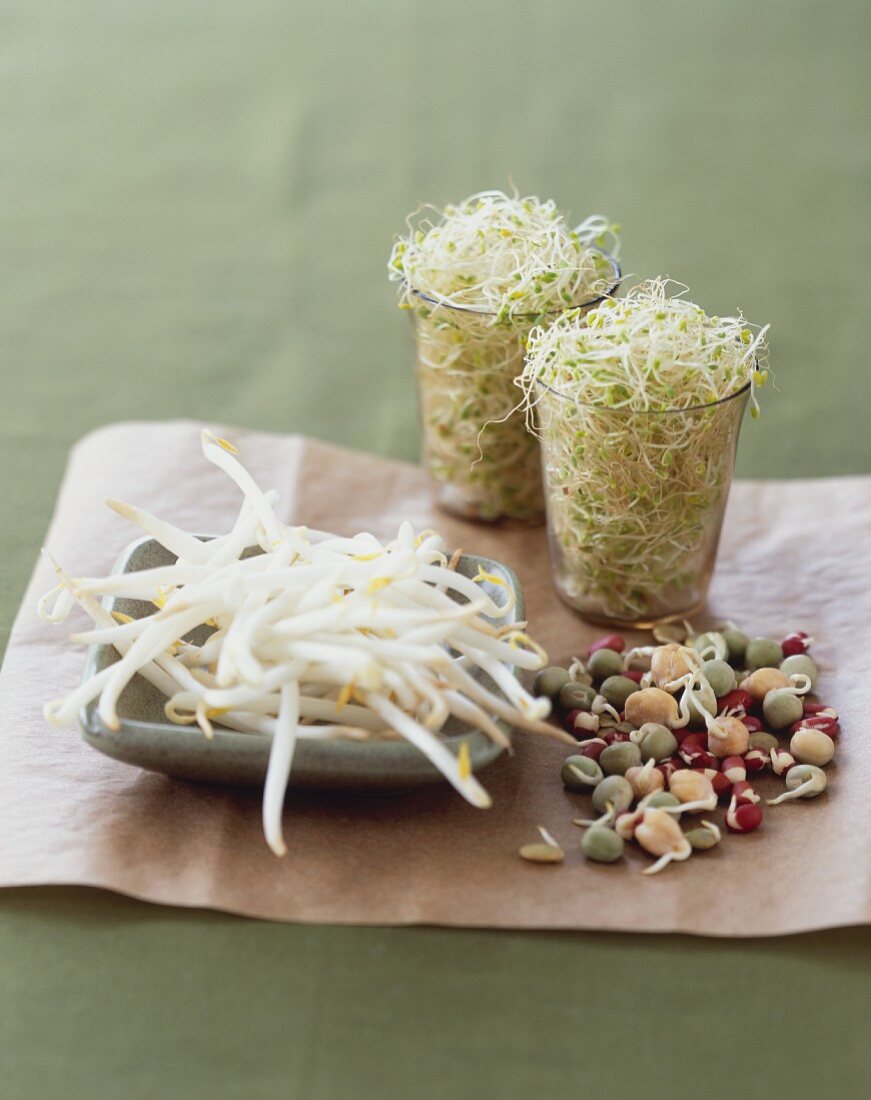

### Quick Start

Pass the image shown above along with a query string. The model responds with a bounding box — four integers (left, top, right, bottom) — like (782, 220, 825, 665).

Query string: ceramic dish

(79, 536, 524, 789)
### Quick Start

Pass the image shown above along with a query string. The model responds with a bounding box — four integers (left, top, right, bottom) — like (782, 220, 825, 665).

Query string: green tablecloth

(1, 1, 869, 1095)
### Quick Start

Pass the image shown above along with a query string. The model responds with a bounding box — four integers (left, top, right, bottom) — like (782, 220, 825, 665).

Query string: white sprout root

(520, 277, 770, 622)
(39, 430, 570, 856)
(388, 189, 620, 523)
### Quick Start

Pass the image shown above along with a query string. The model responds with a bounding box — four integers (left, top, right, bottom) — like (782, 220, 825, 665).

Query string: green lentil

(558, 681, 597, 713)
(533, 665, 570, 700)
(587, 648, 624, 681)
(644, 791, 681, 810)
(599, 741, 642, 776)
(560, 754, 603, 790)
(686, 826, 720, 851)
(600, 675, 640, 710)
(592, 775, 633, 815)
(722, 629, 749, 665)
(745, 637, 783, 671)
(639, 723, 678, 763)
(700, 658, 737, 698)
(780, 653, 819, 691)
(581, 826, 624, 863)
(749, 731, 779, 753)
(762, 688, 804, 730)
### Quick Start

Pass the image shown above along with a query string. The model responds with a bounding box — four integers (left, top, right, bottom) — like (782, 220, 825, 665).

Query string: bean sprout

(40, 430, 570, 855)
(388, 189, 620, 522)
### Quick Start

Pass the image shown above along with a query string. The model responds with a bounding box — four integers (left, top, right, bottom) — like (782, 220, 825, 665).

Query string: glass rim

(405, 248, 621, 319)
(534, 376, 752, 416)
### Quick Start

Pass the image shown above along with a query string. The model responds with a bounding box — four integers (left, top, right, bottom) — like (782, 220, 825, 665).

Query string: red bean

(588, 633, 626, 655)
(656, 756, 686, 780)
(803, 701, 838, 718)
(681, 732, 708, 753)
(603, 730, 631, 745)
(743, 748, 768, 773)
(697, 769, 732, 799)
(722, 756, 746, 783)
(622, 668, 644, 683)
(770, 747, 795, 775)
(718, 689, 753, 716)
(726, 800, 763, 833)
(681, 747, 718, 770)
(731, 780, 760, 804)
(781, 631, 810, 657)
(581, 741, 606, 762)
(790, 715, 840, 739)
(563, 709, 598, 737)
(742, 716, 763, 734)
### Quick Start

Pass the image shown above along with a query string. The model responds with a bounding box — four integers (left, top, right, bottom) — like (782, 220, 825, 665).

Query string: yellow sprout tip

(458, 740, 471, 781)
(474, 568, 505, 587)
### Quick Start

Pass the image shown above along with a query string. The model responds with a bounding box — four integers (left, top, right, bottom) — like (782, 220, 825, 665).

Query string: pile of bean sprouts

(39, 431, 568, 855)
(388, 189, 620, 523)
(520, 279, 770, 622)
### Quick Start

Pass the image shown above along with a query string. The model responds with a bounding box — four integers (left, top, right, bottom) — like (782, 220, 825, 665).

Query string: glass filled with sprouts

(521, 279, 770, 627)
(388, 190, 620, 525)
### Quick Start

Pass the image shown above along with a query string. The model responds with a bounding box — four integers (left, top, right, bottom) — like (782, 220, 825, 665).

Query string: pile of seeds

(519, 625, 837, 874)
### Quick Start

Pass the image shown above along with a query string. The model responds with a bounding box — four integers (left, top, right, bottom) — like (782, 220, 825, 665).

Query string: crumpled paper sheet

(1, 421, 868, 935)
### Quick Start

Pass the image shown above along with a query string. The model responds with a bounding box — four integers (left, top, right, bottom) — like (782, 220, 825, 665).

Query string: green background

(1, 1, 869, 1096)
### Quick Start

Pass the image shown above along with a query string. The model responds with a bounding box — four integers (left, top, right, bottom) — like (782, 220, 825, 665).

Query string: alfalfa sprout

(519, 278, 770, 621)
(388, 189, 620, 522)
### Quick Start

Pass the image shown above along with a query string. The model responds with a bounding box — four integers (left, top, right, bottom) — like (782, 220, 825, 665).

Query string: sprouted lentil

(536, 622, 840, 875)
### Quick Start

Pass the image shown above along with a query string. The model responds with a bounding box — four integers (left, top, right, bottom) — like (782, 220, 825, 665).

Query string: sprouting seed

(39, 430, 571, 857)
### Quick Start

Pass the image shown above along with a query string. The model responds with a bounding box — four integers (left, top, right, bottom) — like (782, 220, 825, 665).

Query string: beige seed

(625, 762, 666, 799)
(741, 667, 790, 703)
(636, 808, 693, 875)
(519, 843, 565, 864)
(635, 808, 689, 856)
(708, 716, 750, 758)
(625, 686, 680, 729)
(651, 644, 693, 689)
(668, 770, 717, 812)
(790, 727, 835, 767)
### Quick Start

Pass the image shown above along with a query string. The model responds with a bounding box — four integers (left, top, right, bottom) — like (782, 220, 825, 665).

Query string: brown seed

(519, 843, 564, 864)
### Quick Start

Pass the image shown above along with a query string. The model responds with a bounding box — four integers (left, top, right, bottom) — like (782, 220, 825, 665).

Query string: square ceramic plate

(79, 537, 524, 790)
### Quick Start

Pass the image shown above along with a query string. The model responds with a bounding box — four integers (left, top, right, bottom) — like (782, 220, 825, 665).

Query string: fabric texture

(1, 1, 869, 1096)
